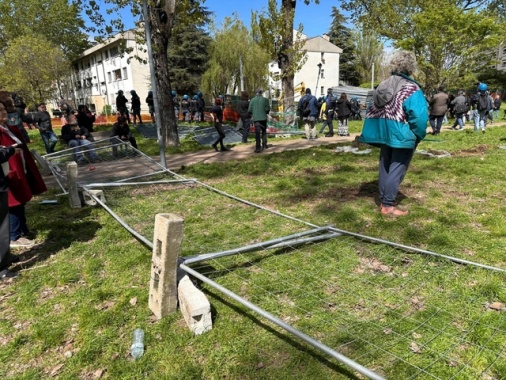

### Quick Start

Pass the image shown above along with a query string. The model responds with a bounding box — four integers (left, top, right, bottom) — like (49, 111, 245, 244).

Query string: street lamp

(315, 63, 323, 95)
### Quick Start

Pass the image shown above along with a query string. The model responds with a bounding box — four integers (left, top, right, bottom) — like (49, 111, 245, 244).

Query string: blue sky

(204, 0, 345, 37)
(91, 0, 348, 38)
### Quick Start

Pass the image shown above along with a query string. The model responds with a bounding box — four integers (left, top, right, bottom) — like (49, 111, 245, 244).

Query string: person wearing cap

(359, 50, 428, 217)
(248, 88, 270, 153)
(297, 88, 319, 140)
(31, 102, 58, 154)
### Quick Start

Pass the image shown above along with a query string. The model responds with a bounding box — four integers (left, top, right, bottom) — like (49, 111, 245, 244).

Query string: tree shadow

(9, 203, 101, 272)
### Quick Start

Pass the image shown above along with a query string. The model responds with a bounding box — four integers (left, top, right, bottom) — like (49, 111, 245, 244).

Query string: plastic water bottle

(130, 328, 144, 359)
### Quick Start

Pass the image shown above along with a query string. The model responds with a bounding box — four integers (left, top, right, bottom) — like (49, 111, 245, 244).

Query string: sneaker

(325, 133, 334, 137)
(0, 269, 18, 280)
(10, 237, 36, 248)
(254, 149, 262, 153)
(482, 129, 486, 133)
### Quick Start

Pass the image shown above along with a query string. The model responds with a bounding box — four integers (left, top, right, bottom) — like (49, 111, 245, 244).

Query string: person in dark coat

(130, 90, 142, 125)
(76, 105, 96, 133)
(236, 91, 251, 143)
(111, 116, 138, 151)
(146, 91, 155, 122)
(116, 90, 130, 122)
(210, 98, 229, 152)
(336, 93, 352, 136)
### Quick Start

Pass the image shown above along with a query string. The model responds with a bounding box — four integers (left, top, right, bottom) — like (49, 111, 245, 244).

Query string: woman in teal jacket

(359, 51, 428, 216)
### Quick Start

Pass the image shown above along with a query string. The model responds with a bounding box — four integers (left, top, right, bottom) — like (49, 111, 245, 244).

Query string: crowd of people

(427, 83, 501, 135)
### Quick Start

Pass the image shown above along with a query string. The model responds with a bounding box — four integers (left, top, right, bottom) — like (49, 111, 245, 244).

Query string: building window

(104, 50, 109, 60)
(107, 72, 111, 83)
(321, 69, 325, 78)
(86, 78, 92, 87)
(97, 53, 102, 64)
(321, 52, 325, 64)
(122, 67, 128, 80)
(321, 86, 324, 96)
(110, 46, 119, 57)
(502, 60, 506, 67)
(87, 60, 91, 68)
(113, 69, 122, 81)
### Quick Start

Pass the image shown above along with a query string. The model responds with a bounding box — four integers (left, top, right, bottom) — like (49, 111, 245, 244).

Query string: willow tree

(201, 16, 270, 97)
(342, 0, 504, 91)
(253, 0, 319, 110)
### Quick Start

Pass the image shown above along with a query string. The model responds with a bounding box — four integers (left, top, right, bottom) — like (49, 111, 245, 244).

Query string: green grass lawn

(2, 121, 506, 379)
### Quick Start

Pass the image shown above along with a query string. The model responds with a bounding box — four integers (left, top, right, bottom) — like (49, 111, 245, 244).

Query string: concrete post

(149, 213, 183, 319)
(178, 275, 212, 335)
(66, 162, 81, 208)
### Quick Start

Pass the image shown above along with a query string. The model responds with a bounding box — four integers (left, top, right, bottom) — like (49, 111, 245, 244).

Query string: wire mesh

(84, 174, 506, 379)
(43, 137, 168, 192)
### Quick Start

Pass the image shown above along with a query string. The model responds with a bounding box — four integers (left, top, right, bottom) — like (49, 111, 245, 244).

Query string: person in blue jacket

(359, 50, 428, 217)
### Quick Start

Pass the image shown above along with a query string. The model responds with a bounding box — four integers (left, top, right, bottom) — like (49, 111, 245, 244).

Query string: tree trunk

(281, 0, 295, 112)
(148, 0, 179, 147)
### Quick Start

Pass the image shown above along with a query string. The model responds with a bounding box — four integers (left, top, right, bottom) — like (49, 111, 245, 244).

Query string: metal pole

(371, 63, 375, 90)
(180, 263, 386, 380)
(142, 0, 167, 168)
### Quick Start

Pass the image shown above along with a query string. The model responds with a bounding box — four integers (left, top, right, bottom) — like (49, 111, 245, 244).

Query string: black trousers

(0, 192, 10, 269)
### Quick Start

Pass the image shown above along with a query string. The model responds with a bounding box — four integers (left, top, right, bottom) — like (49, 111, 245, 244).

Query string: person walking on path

(428, 86, 449, 135)
(237, 91, 251, 144)
(450, 91, 468, 130)
(210, 98, 229, 152)
(359, 50, 428, 217)
(248, 88, 271, 153)
(336, 93, 352, 136)
(297, 88, 319, 140)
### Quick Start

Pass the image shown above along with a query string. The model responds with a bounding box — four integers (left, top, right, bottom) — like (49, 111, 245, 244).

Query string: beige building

(66, 30, 151, 115)
(268, 32, 342, 103)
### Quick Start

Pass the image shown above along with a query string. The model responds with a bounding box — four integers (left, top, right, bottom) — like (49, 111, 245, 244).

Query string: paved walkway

(162, 133, 359, 171)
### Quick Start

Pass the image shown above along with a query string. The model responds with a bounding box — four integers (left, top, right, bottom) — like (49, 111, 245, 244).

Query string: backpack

(299, 96, 311, 117)
(477, 93, 489, 111)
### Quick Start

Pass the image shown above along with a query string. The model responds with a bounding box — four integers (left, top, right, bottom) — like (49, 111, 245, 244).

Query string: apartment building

(67, 30, 151, 114)
(268, 32, 342, 103)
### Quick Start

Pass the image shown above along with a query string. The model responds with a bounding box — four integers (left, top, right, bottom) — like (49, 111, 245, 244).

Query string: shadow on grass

(10, 204, 100, 272)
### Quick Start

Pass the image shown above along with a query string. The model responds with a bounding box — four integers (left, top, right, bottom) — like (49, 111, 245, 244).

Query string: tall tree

(327, 7, 360, 86)
(254, 0, 319, 111)
(168, 9, 212, 96)
(0, 34, 71, 106)
(82, 0, 210, 148)
(201, 16, 270, 97)
(0, 0, 90, 60)
(342, 0, 504, 91)
(352, 29, 384, 85)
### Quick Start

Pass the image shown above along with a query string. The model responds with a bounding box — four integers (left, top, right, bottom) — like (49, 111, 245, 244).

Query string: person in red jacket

(0, 98, 47, 248)
(0, 143, 19, 279)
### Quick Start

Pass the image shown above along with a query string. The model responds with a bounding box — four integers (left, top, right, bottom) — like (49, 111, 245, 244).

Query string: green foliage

(0, 34, 71, 106)
(342, 0, 505, 91)
(351, 29, 385, 85)
(0, 0, 90, 60)
(201, 16, 270, 97)
(168, 1, 212, 96)
(327, 7, 360, 86)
